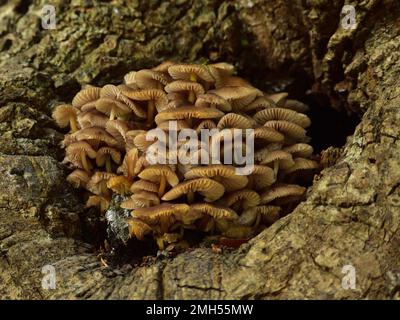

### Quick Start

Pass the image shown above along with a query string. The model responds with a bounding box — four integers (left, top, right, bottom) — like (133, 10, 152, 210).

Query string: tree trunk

(0, 0, 399, 299)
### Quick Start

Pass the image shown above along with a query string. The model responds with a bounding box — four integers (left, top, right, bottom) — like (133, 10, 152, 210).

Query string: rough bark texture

(0, 0, 399, 299)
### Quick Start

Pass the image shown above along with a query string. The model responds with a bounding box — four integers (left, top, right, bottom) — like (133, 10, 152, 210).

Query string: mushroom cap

(283, 99, 310, 113)
(120, 88, 168, 112)
(254, 108, 311, 128)
(138, 165, 179, 186)
(283, 158, 319, 175)
(52, 104, 79, 128)
(243, 96, 275, 113)
(195, 93, 232, 112)
(95, 98, 131, 117)
(78, 110, 108, 129)
(260, 183, 306, 204)
(223, 189, 261, 210)
(217, 113, 256, 129)
(248, 165, 276, 189)
(96, 146, 121, 166)
(132, 191, 160, 205)
(86, 195, 110, 213)
(131, 203, 189, 232)
(190, 203, 239, 220)
(165, 80, 205, 97)
(65, 141, 97, 163)
(86, 171, 116, 195)
(100, 84, 146, 118)
(263, 120, 308, 142)
(157, 120, 190, 131)
(155, 106, 224, 125)
(253, 127, 285, 142)
(66, 169, 91, 188)
(168, 64, 214, 83)
(267, 92, 288, 107)
(117, 148, 139, 177)
(184, 164, 248, 192)
(121, 197, 149, 210)
(152, 60, 176, 73)
(134, 69, 170, 89)
(195, 119, 217, 133)
(105, 119, 131, 150)
(72, 87, 101, 108)
(130, 179, 159, 194)
(106, 176, 132, 195)
(209, 86, 262, 110)
(206, 62, 236, 86)
(255, 149, 295, 169)
(131, 130, 153, 152)
(73, 127, 119, 148)
(123, 71, 137, 86)
(239, 205, 281, 226)
(127, 218, 153, 240)
(283, 143, 314, 158)
(162, 178, 225, 202)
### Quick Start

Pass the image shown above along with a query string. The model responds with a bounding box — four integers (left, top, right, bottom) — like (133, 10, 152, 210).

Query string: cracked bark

(0, 0, 399, 299)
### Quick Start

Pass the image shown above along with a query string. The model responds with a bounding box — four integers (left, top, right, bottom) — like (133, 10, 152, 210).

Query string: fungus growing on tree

(53, 61, 319, 251)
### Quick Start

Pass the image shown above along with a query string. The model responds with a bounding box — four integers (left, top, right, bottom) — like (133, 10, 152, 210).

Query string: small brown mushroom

(184, 164, 248, 192)
(222, 189, 261, 211)
(217, 113, 256, 129)
(66, 169, 91, 188)
(161, 178, 225, 203)
(254, 108, 311, 128)
(52, 104, 80, 133)
(134, 69, 170, 89)
(107, 176, 132, 195)
(86, 172, 116, 196)
(131, 203, 189, 233)
(96, 146, 121, 172)
(86, 195, 111, 213)
(168, 64, 214, 83)
(130, 179, 159, 194)
(239, 205, 281, 227)
(121, 88, 168, 126)
(260, 183, 306, 205)
(77, 110, 108, 129)
(165, 80, 205, 104)
(263, 120, 308, 142)
(138, 164, 179, 197)
(117, 148, 139, 179)
(72, 86, 101, 110)
(64, 141, 97, 172)
(155, 106, 224, 125)
(73, 127, 119, 149)
(127, 218, 153, 240)
(195, 93, 232, 112)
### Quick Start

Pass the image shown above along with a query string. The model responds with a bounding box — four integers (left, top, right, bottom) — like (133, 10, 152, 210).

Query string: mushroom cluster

(53, 61, 318, 250)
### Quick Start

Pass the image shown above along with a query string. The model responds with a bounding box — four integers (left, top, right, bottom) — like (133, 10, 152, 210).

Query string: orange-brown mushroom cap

(162, 178, 225, 202)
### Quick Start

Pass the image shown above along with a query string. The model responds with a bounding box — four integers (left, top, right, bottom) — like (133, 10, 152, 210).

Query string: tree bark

(0, 0, 399, 299)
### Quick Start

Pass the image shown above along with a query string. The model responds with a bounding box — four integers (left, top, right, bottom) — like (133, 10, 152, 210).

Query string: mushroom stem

(147, 100, 155, 127)
(69, 116, 78, 133)
(187, 191, 194, 204)
(127, 157, 136, 179)
(158, 175, 166, 197)
(110, 107, 116, 120)
(81, 152, 91, 173)
(188, 91, 195, 104)
(189, 73, 197, 82)
(273, 160, 279, 178)
(105, 156, 112, 173)
(254, 213, 261, 228)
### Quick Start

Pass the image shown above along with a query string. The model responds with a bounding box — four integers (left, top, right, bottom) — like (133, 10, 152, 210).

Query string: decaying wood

(0, 0, 399, 299)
